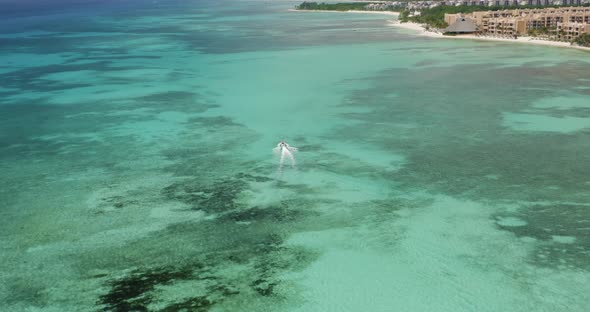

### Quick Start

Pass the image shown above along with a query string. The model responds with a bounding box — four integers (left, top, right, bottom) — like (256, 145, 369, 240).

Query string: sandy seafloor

(1, 0, 590, 311)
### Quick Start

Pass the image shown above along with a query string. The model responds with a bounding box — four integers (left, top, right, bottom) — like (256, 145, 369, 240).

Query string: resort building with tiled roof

(445, 6, 590, 39)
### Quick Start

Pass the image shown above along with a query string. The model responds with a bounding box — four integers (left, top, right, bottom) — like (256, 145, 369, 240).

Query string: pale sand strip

(389, 20, 590, 52)
(288, 9, 400, 16)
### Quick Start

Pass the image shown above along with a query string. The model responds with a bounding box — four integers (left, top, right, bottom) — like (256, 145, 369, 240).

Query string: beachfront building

(445, 6, 590, 39)
(376, 0, 590, 11)
(445, 17, 479, 33)
(557, 21, 590, 40)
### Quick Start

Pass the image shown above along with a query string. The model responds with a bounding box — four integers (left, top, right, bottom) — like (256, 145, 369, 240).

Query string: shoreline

(389, 20, 590, 52)
(289, 9, 590, 52)
(288, 9, 400, 16)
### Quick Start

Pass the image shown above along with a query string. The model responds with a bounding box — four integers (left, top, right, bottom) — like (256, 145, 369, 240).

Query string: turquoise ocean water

(1, 0, 590, 311)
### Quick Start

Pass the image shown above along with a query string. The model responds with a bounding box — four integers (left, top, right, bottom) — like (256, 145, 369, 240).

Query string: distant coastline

(388, 20, 590, 52)
(289, 9, 590, 52)
(288, 9, 400, 16)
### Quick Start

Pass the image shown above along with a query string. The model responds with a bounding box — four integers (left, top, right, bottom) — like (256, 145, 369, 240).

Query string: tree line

(296, 2, 375, 11)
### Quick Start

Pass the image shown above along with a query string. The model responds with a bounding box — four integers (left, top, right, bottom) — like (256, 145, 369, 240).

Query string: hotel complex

(372, 1, 590, 10)
(445, 6, 590, 40)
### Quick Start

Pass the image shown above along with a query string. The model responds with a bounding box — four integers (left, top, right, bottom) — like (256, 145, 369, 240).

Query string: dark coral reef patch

(162, 178, 249, 214)
(495, 204, 590, 270)
(98, 267, 194, 311)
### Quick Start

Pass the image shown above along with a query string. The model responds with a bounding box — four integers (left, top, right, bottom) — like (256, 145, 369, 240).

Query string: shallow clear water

(1, 0, 590, 311)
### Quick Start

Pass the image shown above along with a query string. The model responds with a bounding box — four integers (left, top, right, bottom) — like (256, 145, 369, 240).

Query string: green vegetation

(527, 26, 550, 36)
(573, 33, 590, 47)
(296, 2, 375, 11)
(526, 26, 563, 40)
(295, 1, 404, 11)
(401, 5, 521, 29)
(399, 9, 410, 21)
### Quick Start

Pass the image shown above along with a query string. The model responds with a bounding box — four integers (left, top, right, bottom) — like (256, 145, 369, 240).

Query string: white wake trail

(274, 141, 297, 169)
(281, 148, 295, 167)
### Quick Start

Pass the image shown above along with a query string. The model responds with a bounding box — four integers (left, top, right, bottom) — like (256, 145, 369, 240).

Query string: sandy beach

(289, 9, 400, 16)
(388, 20, 590, 52)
